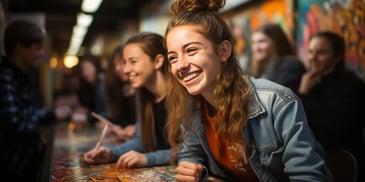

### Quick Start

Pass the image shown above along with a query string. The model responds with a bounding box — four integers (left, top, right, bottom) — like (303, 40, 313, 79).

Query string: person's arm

(35, 108, 56, 124)
(109, 120, 171, 167)
(298, 70, 321, 95)
(0, 72, 40, 136)
(275, 97, 333, 181)
(177, 130, 207, 165)
(108, 121, 144, 161)
(144, 148, 171, 166)
(176, 125, 209, 180)
(0, 70, 45, 174)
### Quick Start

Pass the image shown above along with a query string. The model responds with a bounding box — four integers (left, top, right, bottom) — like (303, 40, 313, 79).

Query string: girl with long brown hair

(249, 23, 306, 93)
(83, 32, 171, 168)
(164, 0, 332, 181)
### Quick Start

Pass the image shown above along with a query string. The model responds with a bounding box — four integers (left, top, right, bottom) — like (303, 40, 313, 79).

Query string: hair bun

(169, 0, 225, 16)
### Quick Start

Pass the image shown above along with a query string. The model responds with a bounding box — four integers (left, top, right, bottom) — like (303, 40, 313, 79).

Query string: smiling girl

(83, 32, 171, 168)
(164, 0, 333, 181)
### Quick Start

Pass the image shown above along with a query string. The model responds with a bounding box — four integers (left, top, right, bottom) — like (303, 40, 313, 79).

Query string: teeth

(129, 74, 136, 80)
(183, 72, 199, 82)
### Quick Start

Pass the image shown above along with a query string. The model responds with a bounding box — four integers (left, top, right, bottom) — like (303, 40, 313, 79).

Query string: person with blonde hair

(164, 0, 333, 181)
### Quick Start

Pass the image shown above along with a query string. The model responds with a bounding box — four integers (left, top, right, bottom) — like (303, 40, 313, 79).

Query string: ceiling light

(64, 55, 79, 68)
(72, 25, 87, 38)
(81, 0, 103, 13)
(77, 13, 93, 27)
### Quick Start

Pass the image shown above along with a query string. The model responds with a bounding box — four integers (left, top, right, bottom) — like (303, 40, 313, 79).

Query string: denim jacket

(177, 78, 333, 181)
(109, 120, 171, 166)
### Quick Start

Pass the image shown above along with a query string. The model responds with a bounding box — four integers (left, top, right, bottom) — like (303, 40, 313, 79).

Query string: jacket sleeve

(0, 72, 40, 139)
(177, 126, 209, 179)
(177, 129, 206, 165)
(275, 97, 334, 181)
(144, 148, 171, 167)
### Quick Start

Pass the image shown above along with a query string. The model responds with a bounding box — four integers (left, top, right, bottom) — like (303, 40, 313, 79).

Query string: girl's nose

(176, 56, 189, 70)
(123, 62, 131, 74)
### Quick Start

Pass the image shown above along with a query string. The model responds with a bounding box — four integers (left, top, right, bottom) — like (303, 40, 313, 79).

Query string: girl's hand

(83, 146, 111, 164)
(110, 124, 135, 141)
(123, 124, 135, 139)
(175, 161, 204, 182)
(116, 150, 147, 168)
(299, 71, 321, 95)
(110, 125, 127, 141)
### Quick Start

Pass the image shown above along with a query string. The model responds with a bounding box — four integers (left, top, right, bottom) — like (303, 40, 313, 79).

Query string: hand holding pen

(83, 145, 112, 164)
(83, 112, 113, 164)
(91, 112, 114, 156)
(92, 123, 109, 157)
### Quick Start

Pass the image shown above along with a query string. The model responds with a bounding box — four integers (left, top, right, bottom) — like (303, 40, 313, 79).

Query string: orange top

(204, 103, 259, 181)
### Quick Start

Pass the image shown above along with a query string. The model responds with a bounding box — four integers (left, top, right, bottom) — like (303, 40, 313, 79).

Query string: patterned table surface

(50, 122, 176, 182)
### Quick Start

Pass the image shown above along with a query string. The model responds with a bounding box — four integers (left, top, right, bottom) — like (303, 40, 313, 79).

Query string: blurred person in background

(249, 23, 306, 93)
(299, 31, 365, 182)
(71, 55, 108, 126)
(100, 43, 138, 141)
(0, 19, 71, 181)
(53, 67, 81, 115)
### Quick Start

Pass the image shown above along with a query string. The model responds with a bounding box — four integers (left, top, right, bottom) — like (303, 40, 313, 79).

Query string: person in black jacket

(299, 31, 365, 182)
(0, 19, 71, 181)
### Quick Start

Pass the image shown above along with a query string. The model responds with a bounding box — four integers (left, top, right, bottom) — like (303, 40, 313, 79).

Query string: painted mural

(297, 0, 365, 77)
(226, 0, 293, 72)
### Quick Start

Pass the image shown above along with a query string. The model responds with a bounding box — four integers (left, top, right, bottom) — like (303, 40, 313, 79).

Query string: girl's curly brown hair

(165, 0, 252, 166)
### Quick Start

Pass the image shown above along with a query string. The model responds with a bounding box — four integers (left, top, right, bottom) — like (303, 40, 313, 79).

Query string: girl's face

(307, 37, 337, 75)
(250, 31, 274, 61)
(166, 25, 224, 96)
(123, 43, 156, 89)
(114, 55, 129, 82)
(80, 60, 96, 83)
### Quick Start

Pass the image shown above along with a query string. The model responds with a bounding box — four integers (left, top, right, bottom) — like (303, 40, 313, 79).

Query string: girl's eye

(186, 47, 197, 54)
(168, 56, 177, 64)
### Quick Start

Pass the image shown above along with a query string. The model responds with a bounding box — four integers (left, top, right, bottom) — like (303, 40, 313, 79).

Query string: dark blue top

(0, 57, 55, 179)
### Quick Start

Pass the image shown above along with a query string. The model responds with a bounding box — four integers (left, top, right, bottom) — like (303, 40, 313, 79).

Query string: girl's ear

(219, 40, 232, 62)
(154, 54, 165, 69)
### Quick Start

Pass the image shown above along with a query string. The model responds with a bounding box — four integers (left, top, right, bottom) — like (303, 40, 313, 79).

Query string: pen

(91, 112, 114, 126)
(91, 112, 113, 156)
(93, 123, 109, 156)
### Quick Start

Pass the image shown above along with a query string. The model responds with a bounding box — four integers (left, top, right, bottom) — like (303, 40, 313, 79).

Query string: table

(48, 122, 176, 182)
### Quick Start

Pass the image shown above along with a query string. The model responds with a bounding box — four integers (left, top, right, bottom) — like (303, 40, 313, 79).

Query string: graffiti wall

(296, 0, 365, 77)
